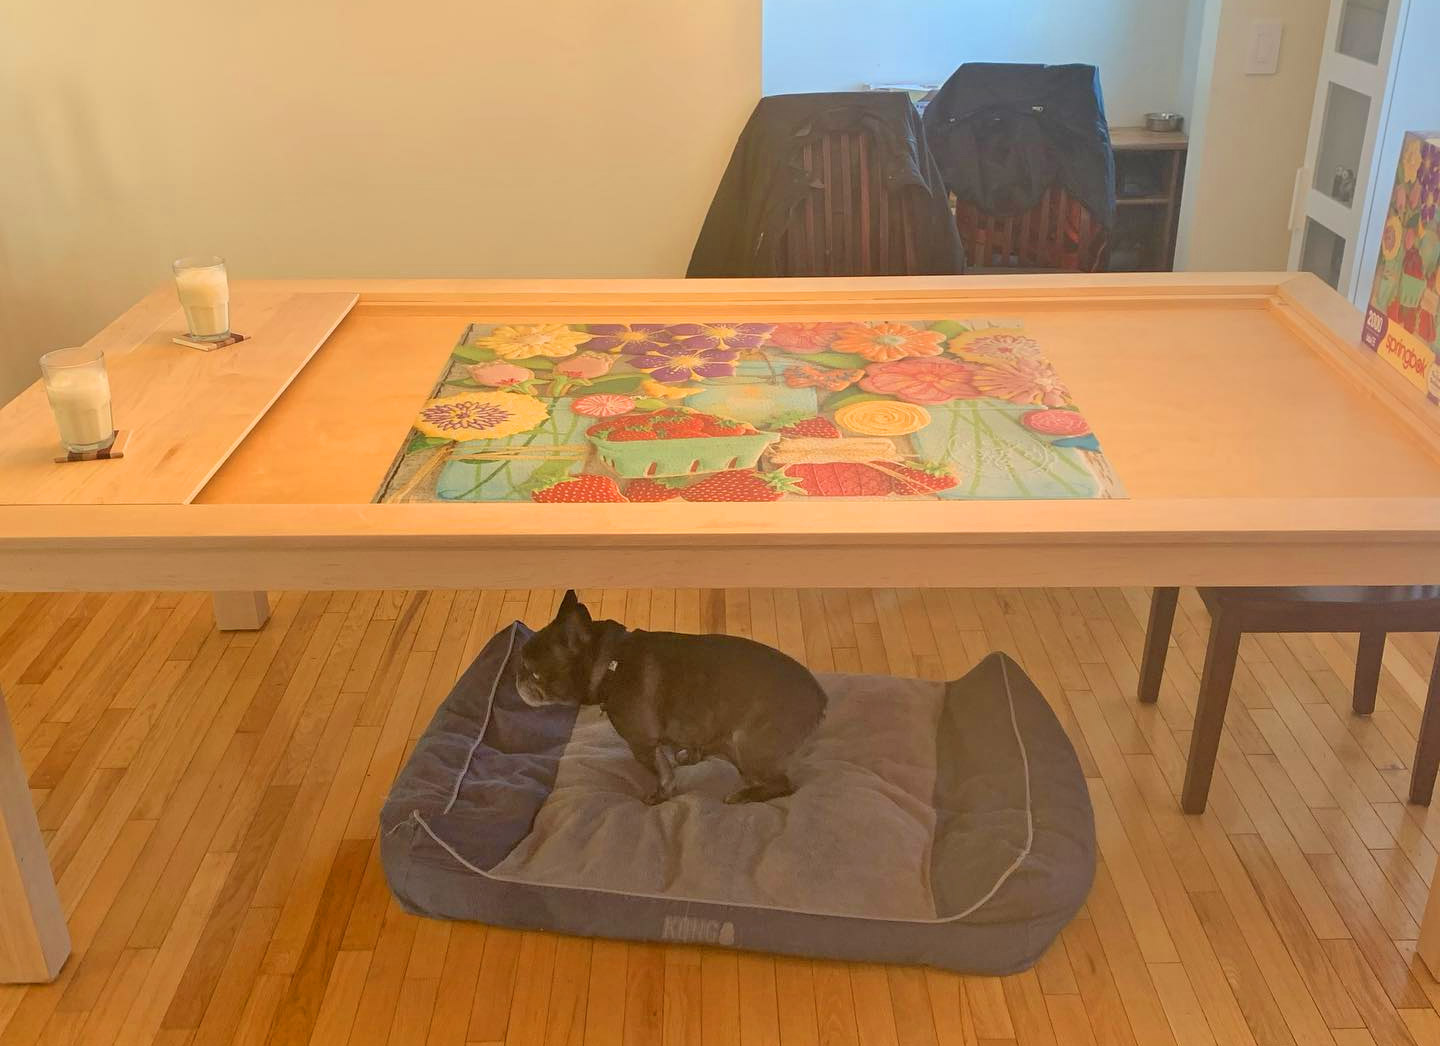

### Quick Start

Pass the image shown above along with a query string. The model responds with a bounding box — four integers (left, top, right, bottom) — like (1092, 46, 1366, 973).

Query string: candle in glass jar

(172, 256, 230, 340)
(40, 348, 114, 452)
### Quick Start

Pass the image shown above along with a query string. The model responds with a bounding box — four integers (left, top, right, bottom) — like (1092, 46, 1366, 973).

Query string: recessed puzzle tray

(374, 319, 1124, 503)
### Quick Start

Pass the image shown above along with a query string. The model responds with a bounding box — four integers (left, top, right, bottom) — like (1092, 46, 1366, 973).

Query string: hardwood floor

(1, 585, 1439, 1045)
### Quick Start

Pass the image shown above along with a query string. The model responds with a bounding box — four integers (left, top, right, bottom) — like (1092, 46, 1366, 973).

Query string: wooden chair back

(953, 186, 1108, 272)
(775, 129, 928, 277)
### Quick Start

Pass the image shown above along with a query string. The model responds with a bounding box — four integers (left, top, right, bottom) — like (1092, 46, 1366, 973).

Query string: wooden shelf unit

(1110, 126, 1188, 272)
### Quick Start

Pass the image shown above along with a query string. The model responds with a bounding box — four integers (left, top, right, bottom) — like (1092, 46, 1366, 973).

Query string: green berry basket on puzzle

(588, 431, 779, 479)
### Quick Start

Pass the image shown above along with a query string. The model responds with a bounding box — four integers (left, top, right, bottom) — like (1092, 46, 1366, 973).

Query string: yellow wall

(1176, 0, 1327, 270)
(0, 1, 761, 402)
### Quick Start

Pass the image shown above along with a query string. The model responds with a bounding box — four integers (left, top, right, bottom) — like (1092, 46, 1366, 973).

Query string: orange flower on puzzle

(970, 357, 1072, 407)
(831, 322, 946, 362)
(783, 363, 864, 391)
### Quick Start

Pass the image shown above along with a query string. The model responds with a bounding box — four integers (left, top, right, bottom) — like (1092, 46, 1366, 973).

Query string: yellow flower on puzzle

(946, 328, 1042, 362)
(414, 391, 549, 441)
(1383, 217, 1404, 261)
(640, 379, 701, 400)
(834, 400, 931, 436)
(1404, 138, 1424, 182)
(475, 324, 591, 360)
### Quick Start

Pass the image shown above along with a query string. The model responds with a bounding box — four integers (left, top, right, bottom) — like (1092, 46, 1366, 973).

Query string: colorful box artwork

(374, 320, 1125, 503)
(1363, 131, 1440, 399)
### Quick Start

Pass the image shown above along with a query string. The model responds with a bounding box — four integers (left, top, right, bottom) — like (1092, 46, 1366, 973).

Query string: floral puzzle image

(374, 320, 1124, 503)
(1363, 131, 1440, 399)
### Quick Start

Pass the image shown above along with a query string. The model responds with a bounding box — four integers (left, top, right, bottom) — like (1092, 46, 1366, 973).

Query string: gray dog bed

(380, 622, 1095, 973)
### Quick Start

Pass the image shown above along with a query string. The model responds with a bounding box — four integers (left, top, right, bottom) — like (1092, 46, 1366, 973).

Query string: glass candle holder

(173, 255, 231, 341)
(40, 347, 115, 453)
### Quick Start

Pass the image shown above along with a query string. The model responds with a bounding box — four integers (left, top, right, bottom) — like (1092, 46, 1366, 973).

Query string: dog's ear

(557, 589, 591, 645)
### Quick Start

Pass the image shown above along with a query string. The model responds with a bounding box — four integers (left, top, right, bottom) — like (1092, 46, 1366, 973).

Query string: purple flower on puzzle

(581, 324, 686, 355)
(675, 322, 776, 352)
(627, 342, 738, 383)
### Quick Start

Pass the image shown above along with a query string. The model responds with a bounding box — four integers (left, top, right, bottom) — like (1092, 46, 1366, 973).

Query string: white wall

(1176, 0, 1327, 270)
(762, 0, 1193, 127)
(0, 0, 761, 405)
(1178, 0, 1212, 125)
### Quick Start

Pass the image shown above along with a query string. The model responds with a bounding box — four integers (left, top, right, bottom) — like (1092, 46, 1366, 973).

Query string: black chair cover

(922, 64, 1115, 230)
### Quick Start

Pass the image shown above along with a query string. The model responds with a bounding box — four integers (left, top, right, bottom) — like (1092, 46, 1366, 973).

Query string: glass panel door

(1300, 218, 1347, 288)
(1288, 0, 1403, 304)
(1313, 83, 1371, 205)
(1338, 0, 1390, 63)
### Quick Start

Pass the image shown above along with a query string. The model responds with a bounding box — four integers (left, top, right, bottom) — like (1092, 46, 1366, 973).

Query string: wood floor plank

(1187, 891, 1295, 1046)
(655, 948, 697, 1046)
(1000, 971, 1059, 1046)
(1317, 939, 1419, 1046)
(623, 943, 665, 1046)
(1228, 835, 1359, 1033)
(263, 836, 369, 1045)
(776, 958, 821, 1046)
(848, 965, 899, 1046)
(1147, 963, 1219, 1046)
(500, 932, 557, 1046)
(962, 978, 1014, 1043)
(468, 926, 523, 1043)
(923, 968, 977, 1046)
(1058, 916, 1140, 1046)
(188, 905, 279, 1046)
(586, 939, 629, 1046)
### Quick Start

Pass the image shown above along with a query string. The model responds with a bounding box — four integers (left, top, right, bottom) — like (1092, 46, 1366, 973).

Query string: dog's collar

(587, 621, 628, 703)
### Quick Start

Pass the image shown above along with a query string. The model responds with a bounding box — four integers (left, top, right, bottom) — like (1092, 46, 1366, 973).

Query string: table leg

(211, 591, 271, 631)
(0, 686, 69, 983)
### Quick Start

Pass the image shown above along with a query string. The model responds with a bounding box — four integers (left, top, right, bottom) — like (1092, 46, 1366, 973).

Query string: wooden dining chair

(1137, 586, 1440, 813)
(776, 128, 942, 277)
(953, 186, 1108, 272)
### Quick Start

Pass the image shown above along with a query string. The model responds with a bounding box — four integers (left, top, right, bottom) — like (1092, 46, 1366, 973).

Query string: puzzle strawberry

(884, 462, 959, 495)
(531, 475, 628, 503)
(680, 469, 802, 502)
(777, 416, 841, 439)
(624, 478, 685, 502)
(785, 462, 893, 497)
(587, 408, 758, 442)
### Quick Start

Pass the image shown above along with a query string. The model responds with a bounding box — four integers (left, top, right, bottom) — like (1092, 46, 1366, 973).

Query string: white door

(1288, 0, 1405, 299)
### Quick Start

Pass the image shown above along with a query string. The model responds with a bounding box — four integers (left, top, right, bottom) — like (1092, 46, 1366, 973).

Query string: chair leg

(1411, 644, 1440, 805)
(1138, 587, 1180, 704)
(1181, 612, 1242, 815)
(1353, 631, 1385, 715)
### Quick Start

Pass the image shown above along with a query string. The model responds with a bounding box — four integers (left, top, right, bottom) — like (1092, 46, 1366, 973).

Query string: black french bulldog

(516, 591, 828, 805)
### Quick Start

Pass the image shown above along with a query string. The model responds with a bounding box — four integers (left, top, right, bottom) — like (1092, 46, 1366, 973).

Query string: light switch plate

(1246, 18, 1284, 75)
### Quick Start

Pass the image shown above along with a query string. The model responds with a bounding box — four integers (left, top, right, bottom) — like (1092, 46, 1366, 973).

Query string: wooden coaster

(54, 430, 129, 463)
(172, 332, 248, 351)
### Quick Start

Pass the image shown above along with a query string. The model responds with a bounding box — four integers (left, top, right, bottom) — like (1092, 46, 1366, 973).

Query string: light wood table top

(1, 272, 1438, 590)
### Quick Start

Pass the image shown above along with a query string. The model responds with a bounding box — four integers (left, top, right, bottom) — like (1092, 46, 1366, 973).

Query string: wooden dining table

(4, 271, 1440, 984)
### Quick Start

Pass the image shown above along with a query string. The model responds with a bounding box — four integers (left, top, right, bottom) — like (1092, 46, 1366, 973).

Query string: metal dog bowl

(1144, 112, 1184, 133)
